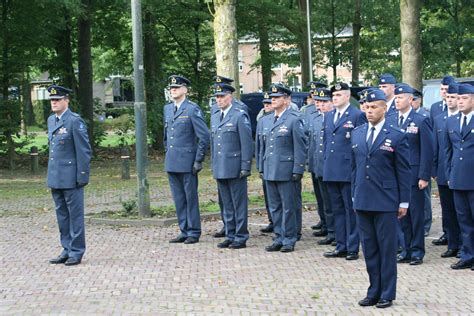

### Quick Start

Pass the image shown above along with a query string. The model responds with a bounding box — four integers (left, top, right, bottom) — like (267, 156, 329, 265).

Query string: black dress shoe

(358, 297, 378, 307)
(324, 249, 347, 258)
(346, 252, 359, 260)
(441, 249, 459, 258)
(64, 257, 81, 266)
(397, 254, 410, 263)
(280, 245, 294, 253)
(432, 235, 448, 246)
(213, 228, 226, 238)
(184, 237, 199, 244)
(217, 239, 233, 248)
(49, 255, 69, 264)
(331, 240, 337, 246)
(169, 235, 187, 243)
(311, 221, 323, 230)
(451, 259, 474, 270)
(260, 224, 274, 233)
(312, 229, 328, 237)
(376, 299, 392, 308)
(409, 257, 423, 265)
(229, 241, 246, 249)
(265, 243, 283, 252)
(456, 252, 461, 258)
(317, 236, 335, 245)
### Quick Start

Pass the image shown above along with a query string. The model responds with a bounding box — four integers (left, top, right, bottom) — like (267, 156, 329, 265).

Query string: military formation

(45, 73, 473, 308)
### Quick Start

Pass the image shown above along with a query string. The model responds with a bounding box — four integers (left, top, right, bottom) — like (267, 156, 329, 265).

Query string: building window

(239, 62, 244, 72)
(240, 83, 244, 95)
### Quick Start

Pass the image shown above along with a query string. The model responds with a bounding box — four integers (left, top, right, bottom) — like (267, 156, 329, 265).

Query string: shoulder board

(70, 112, 80, 117)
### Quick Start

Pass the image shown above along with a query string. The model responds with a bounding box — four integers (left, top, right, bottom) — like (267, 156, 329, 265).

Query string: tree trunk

(297, 0, 311, 88)
(56, 9, 78, 95)
(22, 71, 35, 126)
(213, 0, 240, 97)
(144, 9, 164, 150)
(400, 0, 422, 90)
(330, 0, 337, 83)
(77, 0, 94, 150)
(351, 0, 361, 87)
(257, 16, 272, 90)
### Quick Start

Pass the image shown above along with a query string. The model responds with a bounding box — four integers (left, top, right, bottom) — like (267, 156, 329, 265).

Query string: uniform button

(320, 137, 323, 140)
(51, 150, 53, 153)
(460, 148, 463, 151)
(319, 150, 322, 153)
(171, 128, 174, 130)
(218, 136, 221, 138)
(170, 137, 174, 139)
(271, 132, 274, 134)
(68, 161, 72, 164)
(52, 142, 54, 145)
(461, 140, 464, 143)
(218, 152, 221, 154)
(218, 143, 221, 146)
(270, 152, 273, 155)
(460, 157, 463, 160)
(332, 133, 336, 136)
(366, 165, 370, 169)
(270, 145, 273, 148)
(170, 145, 173, 148)
(367, 155, 371, 158)
(330, 150, 334, 153)
(270, 138, 273, 141)
(288, 157, 291, 160)
(331, 141, 335, 144)
(366, 176, 370, 179)
(319, 144, 323, 146)
(50, 158, 53, 160)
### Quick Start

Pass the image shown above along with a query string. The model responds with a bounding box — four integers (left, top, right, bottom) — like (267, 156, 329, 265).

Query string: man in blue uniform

(378, 73, 397, 114)
(47, 85, 92, 266)
(431, 75, 457, 246)
(262, 83, 307, 253)
(445, 83, 474, 270)
(164, 75, 210, 244)
(323, 82, 367, 260)
(210, 84, 253, 249)
(256, 93, 274, 233)
(433, 83, 461, 259)
(387, 84, 434, 265)
(352, 89, 411, 309)
(212, 75, 248, 238)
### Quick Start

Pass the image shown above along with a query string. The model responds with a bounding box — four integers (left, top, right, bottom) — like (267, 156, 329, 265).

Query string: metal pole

(306, 0, 313, 82)
(131, 0, 150, 217)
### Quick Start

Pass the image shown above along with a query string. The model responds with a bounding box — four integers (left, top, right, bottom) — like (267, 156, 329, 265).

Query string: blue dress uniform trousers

(445, 113, 474, 262)
(256, 113, 274, 225)
(439, 185, 461, 250)
(164, 99, 210, 238)
(47, 110, 91, 260)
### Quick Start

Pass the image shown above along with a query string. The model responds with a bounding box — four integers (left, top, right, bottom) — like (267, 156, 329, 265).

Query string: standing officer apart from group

(323, 82, 367, 260)
(164, 75, 210, 245)
(445, 84, 474, 271)
(261, 83, 307, 253)
(387, 84, 434, 266)
(351, 89, 411, 309)
(210, 83, 253, 249)
(47, 85, 92, 267)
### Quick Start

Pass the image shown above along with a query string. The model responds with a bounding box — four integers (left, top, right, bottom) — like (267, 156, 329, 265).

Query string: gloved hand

(77, 182, 88, 188)
(192, 161, 203, 175)
(292, 173, 303, 181)
(259, 172, 264, 179)
(239, 170, 251, 179)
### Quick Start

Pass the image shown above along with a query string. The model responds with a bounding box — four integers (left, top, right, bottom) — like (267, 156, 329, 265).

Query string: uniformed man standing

(323, 82, 367, 260)
(210, 84, 253, 249)
(352, 89, 411, 309)
(445, 83, 474, 270)
(262, 83, 307, 253)
(47, 85, 92, 266)
(387, 84, 434, 266)
(256, 92, 274, 233)
(164, 75, 210, 244)
(378, 74, 397, 114)
(433, 83, 461, 259)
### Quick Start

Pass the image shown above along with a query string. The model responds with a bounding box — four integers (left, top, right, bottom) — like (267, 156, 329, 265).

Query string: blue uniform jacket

(351, 122, 411, 212)
(163, 99, 210, 173)
(323, 105, 367, 182)
(433, 113, 450, 185)
(445, 113, 474, 190)
(255, 113, 273, 173)
(211, 98, 249, 114)
(430, 100, 444, 121)
(307, 110, 325, 177)
(262, 109, 307, 181)
(210, 106, 253, 179)
(47, 110, 92, 189)
(386, 110, 434, 185)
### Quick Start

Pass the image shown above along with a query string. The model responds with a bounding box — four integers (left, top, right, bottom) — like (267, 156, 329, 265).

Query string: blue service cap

(314, 88, 331, 101)
(169, 75, 191, 88)
(213, 83, 235, 96)
(394, 84, 415, 95)
(215, 75, 234, 84)
(307, 81, 327, 91)
(366, 89, 386, 102)
(262, 92, 271, 103)
(378, 73, 397, 85)
(441, 75, 456, 86)
(269, 83, 292, 97)
(47, 85, 72, 99)
(330, 82, 350, 93)
(447, 83, 459, 94)
(413, 88, 423, 100)
(458, 83, 474, 95)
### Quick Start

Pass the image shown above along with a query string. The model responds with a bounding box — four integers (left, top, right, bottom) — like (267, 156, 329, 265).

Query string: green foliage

(120, 198, 138, 215)
(91, 120, 107, 150)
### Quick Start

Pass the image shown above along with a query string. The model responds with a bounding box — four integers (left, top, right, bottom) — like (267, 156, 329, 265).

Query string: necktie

(220, 111, 224, 122)
(334, 112, 341, 124)
(274, 115, 279, 123)
(174, 105, 178, 114)
(461, 115, 468, 136)
(398, 115, 404, 127)
(367, 127, 376, 150)
(442, 102, 447, 112)
(55, 117, 59, 125)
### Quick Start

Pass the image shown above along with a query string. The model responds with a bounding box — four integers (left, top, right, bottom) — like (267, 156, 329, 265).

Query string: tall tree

(351, 0, 362, 86)
(400, 0, 422, 89)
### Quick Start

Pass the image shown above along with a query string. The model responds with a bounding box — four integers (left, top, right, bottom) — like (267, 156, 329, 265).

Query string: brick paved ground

(1, 190, 474, 315)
